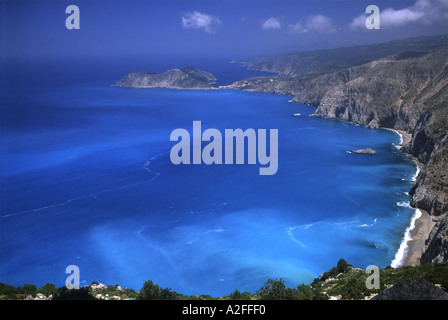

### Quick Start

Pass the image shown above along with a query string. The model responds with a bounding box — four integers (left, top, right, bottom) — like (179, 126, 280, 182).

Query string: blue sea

(0, 58, 417, 296)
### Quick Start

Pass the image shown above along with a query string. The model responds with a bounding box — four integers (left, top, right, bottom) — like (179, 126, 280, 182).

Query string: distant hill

(113, 67, 217, 89)
(241, 35, 448, 76)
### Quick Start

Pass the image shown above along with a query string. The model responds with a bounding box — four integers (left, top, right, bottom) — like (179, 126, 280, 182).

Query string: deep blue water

(0, 59, 417, 296)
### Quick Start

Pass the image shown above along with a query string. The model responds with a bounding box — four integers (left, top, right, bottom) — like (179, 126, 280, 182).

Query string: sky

(1, 0, 447, 63)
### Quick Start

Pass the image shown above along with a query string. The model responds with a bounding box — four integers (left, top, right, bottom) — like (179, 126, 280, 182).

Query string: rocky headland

(113, 66, 217, 89)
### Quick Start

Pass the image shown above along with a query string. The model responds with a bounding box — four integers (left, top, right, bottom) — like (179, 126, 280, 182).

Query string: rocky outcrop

(372, 278, 448, 300)
(420, 214, 448, 265)
(89, 282, 108, 291)
(409, 130, 448, 216)
(113, 67, 217, 89)
(348, 148, 377, 155)
(24, 293, 53, 300)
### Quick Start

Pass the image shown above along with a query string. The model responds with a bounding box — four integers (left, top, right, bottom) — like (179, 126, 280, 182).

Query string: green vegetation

(1, 259, 447, 300)
(138, 280, 179, 300)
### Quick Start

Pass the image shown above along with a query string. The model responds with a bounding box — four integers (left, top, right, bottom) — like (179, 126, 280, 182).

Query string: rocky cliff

(371, 278, 448, 300)
(113, 67, 217, 89)
(225, 37, 448, 264)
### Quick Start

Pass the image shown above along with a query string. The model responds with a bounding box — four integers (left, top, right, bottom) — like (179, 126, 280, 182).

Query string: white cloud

(350, 0, 448, 29)
(289, 14, 336, 34)
(181, 11, 222, 34)
(261, 17, 281, 30)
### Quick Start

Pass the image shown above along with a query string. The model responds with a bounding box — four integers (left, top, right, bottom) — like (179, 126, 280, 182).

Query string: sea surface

(0, 58, 417, 296)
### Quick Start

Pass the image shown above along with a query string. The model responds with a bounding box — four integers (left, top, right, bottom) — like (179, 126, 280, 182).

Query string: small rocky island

(348, 148, 377, 155)
(113, 67, 217, 89)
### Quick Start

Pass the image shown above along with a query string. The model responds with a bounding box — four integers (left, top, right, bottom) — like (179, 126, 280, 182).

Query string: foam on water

(390, 209, 422, 268)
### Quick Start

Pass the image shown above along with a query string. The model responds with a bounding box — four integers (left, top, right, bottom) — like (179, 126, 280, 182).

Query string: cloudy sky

(2, 0, 447, 62)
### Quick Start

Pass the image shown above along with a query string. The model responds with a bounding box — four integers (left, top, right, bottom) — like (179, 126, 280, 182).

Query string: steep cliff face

(409, 129, 448, 216)
(227, 42, 448, 264)
(420, 214, 448, 265)
(314, 49, 448, 130)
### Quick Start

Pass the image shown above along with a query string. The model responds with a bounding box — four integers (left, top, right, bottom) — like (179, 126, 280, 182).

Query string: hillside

(241, 35, 448, 76)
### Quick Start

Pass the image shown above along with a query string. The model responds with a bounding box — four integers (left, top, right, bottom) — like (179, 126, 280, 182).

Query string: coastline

(401, 209, 436, 266)
(115, 71, 439, 269)
(226, 49, 446, 267)
(381, 128, 411, 151)
(387, 128, 431, 267)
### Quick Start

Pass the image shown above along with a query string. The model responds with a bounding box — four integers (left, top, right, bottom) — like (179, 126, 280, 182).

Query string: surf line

(1, 180, 149, 219)
(169, 121, 278, 175)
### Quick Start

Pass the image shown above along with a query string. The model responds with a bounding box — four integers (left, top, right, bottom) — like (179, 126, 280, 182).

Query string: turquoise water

(0, 65, 417, 296)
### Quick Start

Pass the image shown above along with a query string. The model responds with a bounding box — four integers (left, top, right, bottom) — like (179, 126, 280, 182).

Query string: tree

(336, 259, 350, 274)
(137, 280, 177, 300)
(341, 276, 365, 300)
(228, 289, 242, 300)
(313, 258, 352, 284)
(53, 287, 95, 300)
(20, 284, 37, 296)
(0, 283, 18, 299)
(160, 287, 177, 300)
(38, 283, 57, 297)
(256, 278, 287, 300)
(296, 284, 313, 300)
(138, 280, 160, 300)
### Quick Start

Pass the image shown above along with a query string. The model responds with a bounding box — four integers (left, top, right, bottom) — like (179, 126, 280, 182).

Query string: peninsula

(113, 66, 217, 89)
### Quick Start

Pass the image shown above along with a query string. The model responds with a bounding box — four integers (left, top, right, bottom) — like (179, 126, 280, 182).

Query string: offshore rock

(348, 148, 377, 155)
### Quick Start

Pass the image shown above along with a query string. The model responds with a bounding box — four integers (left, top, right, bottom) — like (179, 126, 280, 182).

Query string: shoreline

(401, 209, 436, 266)
(391, 209, 435, 267)
(386, 128, 431, 267)
(381, 127, 412, 151)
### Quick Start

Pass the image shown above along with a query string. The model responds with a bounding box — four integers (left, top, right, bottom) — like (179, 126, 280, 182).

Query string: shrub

(256, 278, 287, 300)
(53, 287, 96, 300)
(38, 283, 57, 297)
(138, 280, 178, 300)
